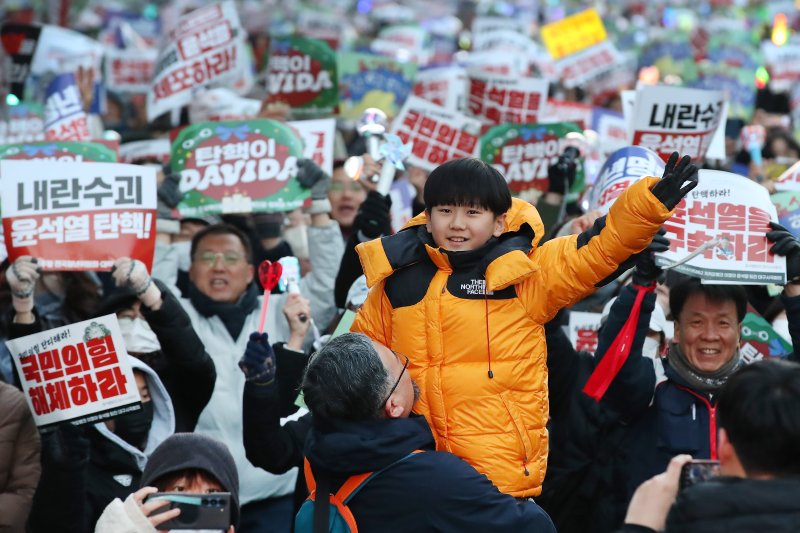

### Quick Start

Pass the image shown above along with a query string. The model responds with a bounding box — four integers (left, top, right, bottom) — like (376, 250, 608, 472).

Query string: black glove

(295, 159, 330, 200)
(547, 146, 579, 195)
(650, 152, 699, 210)
(767, 221, 800, 282)
(157, 172, 182, 208)
(632, 228, 670, 286)
(355, 191, 392, 239)
(239, 332, 277, 384)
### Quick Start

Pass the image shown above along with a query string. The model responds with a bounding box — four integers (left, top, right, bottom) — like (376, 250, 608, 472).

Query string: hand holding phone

(146, 491, 231, 530)
(679, 460, 720, 490)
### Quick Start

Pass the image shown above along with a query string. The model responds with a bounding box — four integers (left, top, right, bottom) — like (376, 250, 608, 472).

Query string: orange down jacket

(351, 177, 673, 498)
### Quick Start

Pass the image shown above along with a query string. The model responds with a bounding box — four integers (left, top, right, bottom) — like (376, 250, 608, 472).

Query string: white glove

(112, 257, 162, 309)
(6, 256, 40, 313)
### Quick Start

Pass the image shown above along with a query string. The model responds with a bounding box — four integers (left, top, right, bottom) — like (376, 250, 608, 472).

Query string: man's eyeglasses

(195, 251, 244, 266)
(328, 181, 365, 194)
(382, 351, 409, 406)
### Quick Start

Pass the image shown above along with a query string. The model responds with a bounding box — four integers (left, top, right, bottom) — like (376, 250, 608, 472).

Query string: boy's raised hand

(650, 152, 699, 210)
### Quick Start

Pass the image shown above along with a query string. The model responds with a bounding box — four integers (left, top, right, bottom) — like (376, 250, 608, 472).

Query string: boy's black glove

(650, 152, 699, 210)
(632, 228, 670, 286)
(355, 191, 392, 239)
(767, 222, 800, 281)
(547, 146, 579, 195)
(239, 332, 277, 384)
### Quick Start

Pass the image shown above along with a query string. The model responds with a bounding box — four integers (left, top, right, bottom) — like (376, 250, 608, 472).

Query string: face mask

(772, 318, 791, 343)
(115, 401, 153, 450)
(643, 337, 661, 360)
(118, 317, 161, 354)
(173, 240, 193, 271)
(282, 225, 309, 260)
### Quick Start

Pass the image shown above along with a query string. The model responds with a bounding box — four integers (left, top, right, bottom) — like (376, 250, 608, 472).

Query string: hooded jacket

(304, 414, 556, 533)
(352, 177, 673, 497)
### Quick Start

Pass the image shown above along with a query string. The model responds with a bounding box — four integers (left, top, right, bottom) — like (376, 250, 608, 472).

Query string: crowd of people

(3, 1, 800, 533)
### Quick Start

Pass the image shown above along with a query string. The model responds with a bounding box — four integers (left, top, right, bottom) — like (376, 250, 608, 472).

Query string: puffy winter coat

(352, 177, 672, 497)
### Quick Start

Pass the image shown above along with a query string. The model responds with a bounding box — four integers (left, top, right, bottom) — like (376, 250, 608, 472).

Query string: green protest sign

(0, 141, 117, 162)
(266, 36, 338, 117)
(172, 120, 307, 216)
(740, 312, 792, 363)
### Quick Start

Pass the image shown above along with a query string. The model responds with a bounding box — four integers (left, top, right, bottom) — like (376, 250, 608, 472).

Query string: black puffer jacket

(665, 476, 800, 532)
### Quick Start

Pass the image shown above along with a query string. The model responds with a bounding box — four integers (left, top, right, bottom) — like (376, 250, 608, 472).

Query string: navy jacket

(304, 414, 556, 533)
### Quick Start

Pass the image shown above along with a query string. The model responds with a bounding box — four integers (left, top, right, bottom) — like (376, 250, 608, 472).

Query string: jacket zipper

(674, 384, 717, 460)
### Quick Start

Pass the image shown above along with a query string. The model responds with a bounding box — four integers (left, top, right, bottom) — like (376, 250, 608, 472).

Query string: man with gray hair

(298, 332, 556, 532)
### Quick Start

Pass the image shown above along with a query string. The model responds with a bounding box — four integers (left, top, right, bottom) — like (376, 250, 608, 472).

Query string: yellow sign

(540, 8, 607, 60)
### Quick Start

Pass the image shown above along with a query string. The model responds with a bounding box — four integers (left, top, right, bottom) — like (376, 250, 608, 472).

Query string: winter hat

(141, 433, 240, 527)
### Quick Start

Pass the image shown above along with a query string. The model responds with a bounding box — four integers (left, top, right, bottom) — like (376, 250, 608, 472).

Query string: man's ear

(384, 396, 404, 419)
(493, 213, 507, 237)
(718, 428, 745, 478)
(425, 210, 432, 234)
(246, 263, 255, 284)
(672, 320, 681, 345)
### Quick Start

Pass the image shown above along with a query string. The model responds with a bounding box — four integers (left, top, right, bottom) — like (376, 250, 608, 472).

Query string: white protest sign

(188, 88, 261, 124)
(569, 311, 603, 354)
(5, 315, 141, 429)
(587, 146, 665, 214)
(655, 169, 786, 285)
(472, 29, 539, 57)
(775, 160, 800, 192)
(412, 66, 466, 111)
(120, 139, 171, 164)
(761, 42, 800, 92)
(630, 86, 726, 163)
(460, 50, 529, 77)
(471, 16, 528, 36)
(146, 1, 249, 121)
(541, 99, 593, 128)
(104, 47, 158, 94)
(556, 40, 623, 89)
(371, 25, 430, 65)
(288, 118, 336, 176)
(592, 108, 629, 155)
(467, 71, 548, 125)
(0, 160, 158, 271)
(390, 96, 482, 172)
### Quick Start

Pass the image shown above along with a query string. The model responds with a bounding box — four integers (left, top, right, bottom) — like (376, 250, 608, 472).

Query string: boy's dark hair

(302, 333, 392, 421)
(669, 277, 747, 323)
(423, 158, 512, 216)
(190, 223, 254, 264)
(718, 359, 800, 477)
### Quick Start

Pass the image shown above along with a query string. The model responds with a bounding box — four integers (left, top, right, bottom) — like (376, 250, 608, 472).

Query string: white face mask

(118, 317, 161, 354)
(772, 318, 791, 343)
(643, 336, 661, 360)
(173, 240, 193, 271)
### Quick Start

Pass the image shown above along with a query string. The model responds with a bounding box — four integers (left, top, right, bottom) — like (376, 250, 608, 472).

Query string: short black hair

(301, 333, 392, 421)
(718, 359, 800, 477)
(190, 223, 253, 264)
(669, 277, 747, 323)
(423, 158, 512, 216)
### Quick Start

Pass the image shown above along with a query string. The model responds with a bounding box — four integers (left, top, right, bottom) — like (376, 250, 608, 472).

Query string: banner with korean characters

(5, 314, 141, 429)
(541, 99, 593, 129)
(540, 8, 607, 61)
(761, 42, 800, 93)
(104, 47, 158, 94)
(771, 191, 800, 240)
(0, 103, 45, 145)
(288, 118, 336, 176)
(568, 311, 603, 354)
(389, 96, 481, 173)
(336, 52, 417, 120)
(740, 312, 793, 363)
(587, 146, 665, 214)
(556, 40, 623, 90)
(655, 169, 786, 285)
(0, 141, 118, 162)
(480, 122, 584, 203)
(44, 73, 91, 142)
(172, 119, 306, 216)
(630, 86, 727, 163)
(266, 36, 338, 118)
(0, 160, 157, 271)
(146, 1, 250, 121)
(467, 72, 548, 125)
(412, 66, 466, 111)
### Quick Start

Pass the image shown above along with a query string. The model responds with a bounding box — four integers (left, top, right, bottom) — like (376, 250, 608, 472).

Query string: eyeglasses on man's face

(194, 251, 245, 267)
(328, 181, 366, 194)
(381, 351, 409, 406)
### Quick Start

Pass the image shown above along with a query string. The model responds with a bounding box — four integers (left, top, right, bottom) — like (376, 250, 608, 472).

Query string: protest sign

(390, 96, 482, 173)
(0, 22, 42, 98)
(5, 315, 141, 429)
(568, 311, 603, 354)
(412, 66, 466, 111)
(587, 146, 665, 214)
(556, 41, 623, 89)
(172, 119, 306, 216)
(44, 73, 91, 141)
(630, 86, 726, 163)
(147, 1, 249, 121)
(467, 72, 548, 125)
(289, 118, 336, 176)
(0, 103, 45, 145)
(691, 63, 756, 122)
(541, 99, 593, 129)
(480, 122, 584, 202)
(740, 312, 793, 363)
(0, 160, 157, 271)
(471, 16, 528, 36)
(540, 8, 607, 60)
(591, 108, 628, 155)
(655, 169, 786, 285)
(761, 42, 800, 92)
(337, 52, 417, 120)
(771, 191, 800, 239)
(371, 24, 430, 65)
(188, 88, 260, 124)
(104, 47, 158, 94)
(459, 50, 529, 77)
(266, 36, 338, 117)
(774, 160, 800, 192)
(472, 29, 539, 57)
(120, 139, 171, 165)
(0, 141, 118, 162)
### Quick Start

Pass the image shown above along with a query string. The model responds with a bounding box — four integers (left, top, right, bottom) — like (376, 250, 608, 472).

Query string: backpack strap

(340, 449, 424, 504)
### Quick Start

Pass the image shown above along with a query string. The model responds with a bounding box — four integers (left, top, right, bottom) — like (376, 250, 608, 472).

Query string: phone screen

(679, 460, 720, 490)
